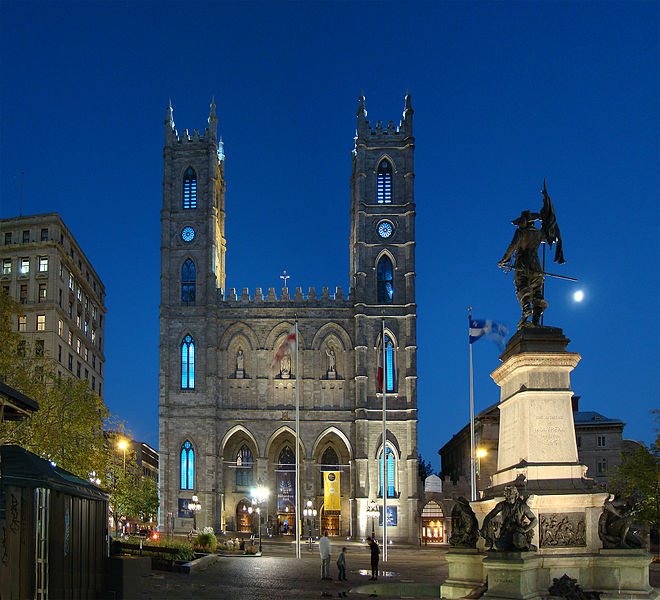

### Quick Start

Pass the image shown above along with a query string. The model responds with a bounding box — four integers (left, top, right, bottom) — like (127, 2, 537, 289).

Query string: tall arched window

(180, 440, 195, 489)
(182, 259, 196, 304)
(376, 160, 393, 204)
(181, 334, 195, 389)
(379, 446, 396, 498)
(183, 167, 197, 209)
(276, 446, 296, 515)
(384, 334, 395, 393)
(377, 255, 394, 304)
(320, 447, 340, 488)
(235, 445, 254, 488)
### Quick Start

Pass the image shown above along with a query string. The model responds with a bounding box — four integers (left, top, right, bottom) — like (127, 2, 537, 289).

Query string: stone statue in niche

(325, 342, 337, 379)
(448, 496, 479, 548)
(280, 353, 291, 379)
(235, 347, 244, 378)
(480, 484, 538, 551)
(598, 493, 644, 549)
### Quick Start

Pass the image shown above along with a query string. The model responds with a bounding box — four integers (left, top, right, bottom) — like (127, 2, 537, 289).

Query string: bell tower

(161, 99, 227, 309)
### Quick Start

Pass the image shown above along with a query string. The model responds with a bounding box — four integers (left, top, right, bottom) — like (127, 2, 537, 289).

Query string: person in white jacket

(319, 530, 332, 580)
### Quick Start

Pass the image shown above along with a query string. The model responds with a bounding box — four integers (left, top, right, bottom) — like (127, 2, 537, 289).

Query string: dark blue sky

(1, 1, 658, 469)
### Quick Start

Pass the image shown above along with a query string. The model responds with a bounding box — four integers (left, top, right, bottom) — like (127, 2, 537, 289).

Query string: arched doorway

(421, 501, 445, 544)
(320, 447, 340, 536)
(276, 446, 296, 535)
(236, 498, 254, 533)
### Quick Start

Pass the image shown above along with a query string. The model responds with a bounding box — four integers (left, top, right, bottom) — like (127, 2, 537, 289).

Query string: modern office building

(0, 213, 106, 395)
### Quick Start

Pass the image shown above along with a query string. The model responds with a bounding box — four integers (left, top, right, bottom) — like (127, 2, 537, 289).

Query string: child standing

(336, 546, 347, 581)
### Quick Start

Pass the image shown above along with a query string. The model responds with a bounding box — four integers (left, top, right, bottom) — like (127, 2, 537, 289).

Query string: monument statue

(280, 353, 291, 378)
(598, 493, 644, 549)
(480, 485, 538, 551)
(236, 348, 244, 371)
(325, 343, 336, 373)
(498, 181, 565, 329)
(448, 496, 479, 548)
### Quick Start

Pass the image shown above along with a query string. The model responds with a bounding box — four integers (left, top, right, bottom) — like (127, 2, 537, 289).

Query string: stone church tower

(159, 95, 419, 542)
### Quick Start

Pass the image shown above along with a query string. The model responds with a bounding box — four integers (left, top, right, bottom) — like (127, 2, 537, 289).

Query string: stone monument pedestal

(440, 327, 657, 600)
(440, 549, 485, 599)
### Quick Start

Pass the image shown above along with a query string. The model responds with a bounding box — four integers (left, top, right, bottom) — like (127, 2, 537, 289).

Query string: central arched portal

(276, 445, 296, 535)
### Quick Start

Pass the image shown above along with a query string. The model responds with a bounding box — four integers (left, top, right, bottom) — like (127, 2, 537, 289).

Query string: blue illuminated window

(180, 440, 195, 489)
(377, 256, 394, 304)
(183, 167, 197, 209)
(385, 335, 395, 393)
(181, 335, 195, 389)
(235, 445, 254, 488)
(379, 447, 396, 497)
(376, 160, 393, 204)
(182, 259, 196, 304)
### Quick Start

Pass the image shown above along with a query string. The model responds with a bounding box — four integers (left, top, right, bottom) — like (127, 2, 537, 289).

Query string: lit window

(2, 259, 10, 274)
(385, 335, 395, 393)
(180, 440, 195, 489)
(376, 160, 393, 204)
(76, 286, 82, 301)
(76, 314, 81, 328)
(38, 283, 47, 302)
(181, 334, 195, 389)
(235, 445, 254, 488)
(379, 446, 396, 498)
(18, 315, 26, 332)
(377, 255, 394, 304)
(69, 273, 74, 289)
(91, 329, 96, 343)
(84, 320, 88, 335)
(37, 314, 46, 331)
(182, 259, 196, 304)
(84, 347, 88, 361)
(39, 256, 48, 272)
(68, 331, 73, 345)
(183, 167, 198, 209)
(76, 339, 81, 354)
(20, 258, 30, 274)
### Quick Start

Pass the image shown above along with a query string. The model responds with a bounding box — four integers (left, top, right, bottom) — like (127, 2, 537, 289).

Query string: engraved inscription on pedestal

(539, 513, 586, 547)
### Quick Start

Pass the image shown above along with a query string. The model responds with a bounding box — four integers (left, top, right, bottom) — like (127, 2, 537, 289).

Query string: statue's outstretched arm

(499, 231, 521, 266)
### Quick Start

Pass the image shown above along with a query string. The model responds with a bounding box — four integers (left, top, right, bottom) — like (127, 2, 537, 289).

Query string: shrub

(195, 531, 218, 551)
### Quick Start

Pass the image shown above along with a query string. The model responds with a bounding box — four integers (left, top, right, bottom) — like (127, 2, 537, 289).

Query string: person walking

(319, 530, 332, 580)
(367, 536, 380, 580)
(336, 546, 347, 581)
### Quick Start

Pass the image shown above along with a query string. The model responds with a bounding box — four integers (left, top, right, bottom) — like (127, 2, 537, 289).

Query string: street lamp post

(188, 495, 201, 532)
(117, 439, 128, 474)
(251, 484, 269, 553)
(366, 499, 379, 538)
(302, 500, 317, 551)
(476, 448, 488, 497)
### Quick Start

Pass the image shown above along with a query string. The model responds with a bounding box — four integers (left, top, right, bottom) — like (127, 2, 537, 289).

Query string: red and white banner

(273, 326, 296, 366)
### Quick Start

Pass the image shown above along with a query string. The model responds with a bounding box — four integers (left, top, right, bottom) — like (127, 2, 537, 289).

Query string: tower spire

(165, 99, 176, 142)
(401, 91, 413, 135)
(206, 97, 218, 142)
(356, 93, 368, 137)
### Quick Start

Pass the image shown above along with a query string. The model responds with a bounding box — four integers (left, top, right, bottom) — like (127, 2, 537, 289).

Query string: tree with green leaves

(0, 290, 110, 480)
(418, 453, 435, 480)
(609, 411, 660, 548)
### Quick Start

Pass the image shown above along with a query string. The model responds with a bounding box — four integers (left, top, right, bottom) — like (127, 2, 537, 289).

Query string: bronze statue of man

(480, 485, 538, 552)
(499, 182, 565, 329)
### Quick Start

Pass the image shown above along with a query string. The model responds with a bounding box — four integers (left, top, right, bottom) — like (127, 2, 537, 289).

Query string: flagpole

(295, 318, 301, 559)
(468, 307, 477, 502)
(381, 318, 388, 563)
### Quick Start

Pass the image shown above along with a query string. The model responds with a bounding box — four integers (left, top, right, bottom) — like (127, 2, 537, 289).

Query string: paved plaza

(131, 540, 660, 600)
(135, 541, 447, 600)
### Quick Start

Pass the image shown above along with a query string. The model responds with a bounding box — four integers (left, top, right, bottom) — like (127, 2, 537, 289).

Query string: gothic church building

(159, 95, 419, 541)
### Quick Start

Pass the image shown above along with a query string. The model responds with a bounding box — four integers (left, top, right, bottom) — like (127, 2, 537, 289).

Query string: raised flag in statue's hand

(469, 319, 508, 349)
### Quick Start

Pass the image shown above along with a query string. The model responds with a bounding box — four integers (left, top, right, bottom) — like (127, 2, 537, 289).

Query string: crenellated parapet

(217, 286, 351, 305)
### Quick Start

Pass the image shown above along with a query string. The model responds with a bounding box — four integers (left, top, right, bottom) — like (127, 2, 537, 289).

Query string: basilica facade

(158, 95, 419, 542)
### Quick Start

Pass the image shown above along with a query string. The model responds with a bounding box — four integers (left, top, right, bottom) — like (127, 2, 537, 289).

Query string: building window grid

(39, 284, 47, 302)
(597, 435, 606, 447)
(39, 256, 48, 272)
(181, 335, 195, 389)
(20, 258, 30, 274)
(376, 160, 393, 204)
(182, 167, 198, 209)
(2, 259, 10, 274)
(182, 259, 196, 304)
(18, 316, 27, 332)
(379, 446, 396, 498)
(180, 440, 195, 489)
(36, 315, 46, 331)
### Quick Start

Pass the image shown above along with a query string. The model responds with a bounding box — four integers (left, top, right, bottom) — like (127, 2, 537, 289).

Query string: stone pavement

(130, 540, 660, 600)
(134, 541, 446, 600)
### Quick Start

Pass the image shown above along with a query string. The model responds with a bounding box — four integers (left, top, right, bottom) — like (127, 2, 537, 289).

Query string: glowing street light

(251, 485, 269, 553)
(303, 500, 318, 549)
(117, 439, 128, 473)
(476, 448, 488, 495)
(366, 499, 379, 538)
(188, 495, 201, 531)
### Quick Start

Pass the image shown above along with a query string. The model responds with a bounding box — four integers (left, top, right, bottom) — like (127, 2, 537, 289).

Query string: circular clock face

(181, 226, 195, 243)
(377, 221, 394, 239)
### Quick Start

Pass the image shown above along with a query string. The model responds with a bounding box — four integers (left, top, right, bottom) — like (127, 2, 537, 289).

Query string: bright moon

(573, 290, 584, 302)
